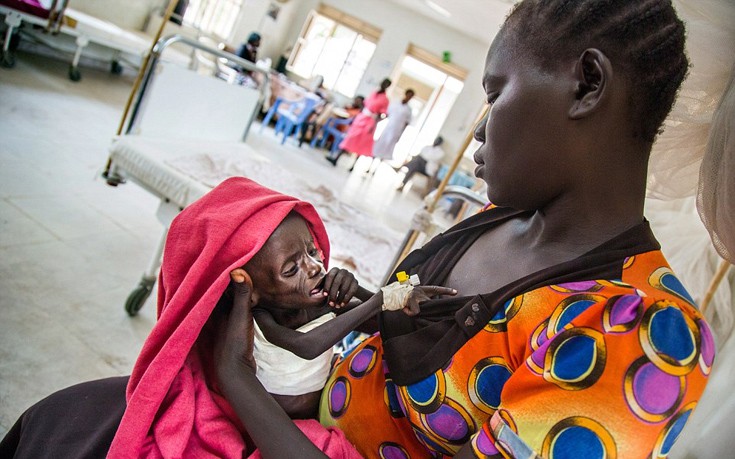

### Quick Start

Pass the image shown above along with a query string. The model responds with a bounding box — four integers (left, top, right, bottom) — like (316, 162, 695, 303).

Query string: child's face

(246, 214, 327, 310)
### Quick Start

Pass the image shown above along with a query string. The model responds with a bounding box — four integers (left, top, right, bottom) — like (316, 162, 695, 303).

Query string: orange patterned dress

(319, 207, 713, 458)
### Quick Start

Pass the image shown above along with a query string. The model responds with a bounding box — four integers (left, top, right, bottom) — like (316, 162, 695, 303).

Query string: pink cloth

(247, 420, 362, 459)
(107, 177, 356, 458)
(339, 91, 389, 157)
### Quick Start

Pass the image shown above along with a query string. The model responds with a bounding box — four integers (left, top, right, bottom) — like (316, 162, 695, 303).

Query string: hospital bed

(1, 0, 66, 68)
(103, 34, 268, 315)
(1, 1, 188, 80)
(104, 34, 424, 316)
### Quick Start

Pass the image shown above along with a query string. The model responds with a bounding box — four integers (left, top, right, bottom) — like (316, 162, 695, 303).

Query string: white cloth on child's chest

(252, 312, 336, 396)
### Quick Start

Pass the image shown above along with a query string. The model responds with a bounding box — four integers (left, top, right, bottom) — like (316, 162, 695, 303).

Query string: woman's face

(473, 32, 577, 210)
(246, 214, 327, 310)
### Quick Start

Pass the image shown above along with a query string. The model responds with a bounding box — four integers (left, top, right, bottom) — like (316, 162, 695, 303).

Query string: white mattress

(108, 135, 403, 289)
(109, 136, 213, 208)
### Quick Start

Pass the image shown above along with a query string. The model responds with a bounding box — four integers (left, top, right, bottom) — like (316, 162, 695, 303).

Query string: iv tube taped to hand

(381, 272, 420, 311)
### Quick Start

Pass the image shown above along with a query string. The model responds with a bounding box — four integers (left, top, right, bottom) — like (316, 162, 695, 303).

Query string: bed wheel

(68, 66, 81, 82)
(103, 171, 126, 187)
(1, 52, 15, 69)
(125, 278, 156, 316)
(111, 60, 123, 75)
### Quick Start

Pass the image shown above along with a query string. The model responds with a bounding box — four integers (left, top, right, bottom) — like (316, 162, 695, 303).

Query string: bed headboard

(125, 34, 269, 143)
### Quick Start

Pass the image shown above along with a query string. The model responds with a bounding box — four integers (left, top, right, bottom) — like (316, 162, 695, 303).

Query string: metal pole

(103, 0, 178, 177)
(701, 258, 732, 313)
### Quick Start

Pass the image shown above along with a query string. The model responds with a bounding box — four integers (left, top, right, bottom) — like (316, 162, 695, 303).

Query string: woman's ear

(230, 268, 258, 305)
(569, 48, 611, 119)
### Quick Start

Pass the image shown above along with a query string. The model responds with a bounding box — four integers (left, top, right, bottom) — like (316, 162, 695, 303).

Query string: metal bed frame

(1, 0, 67, 68)
(104, 34, 269, 315)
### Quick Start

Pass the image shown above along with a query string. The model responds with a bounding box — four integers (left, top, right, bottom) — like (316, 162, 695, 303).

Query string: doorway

(374, 44, 466, 164)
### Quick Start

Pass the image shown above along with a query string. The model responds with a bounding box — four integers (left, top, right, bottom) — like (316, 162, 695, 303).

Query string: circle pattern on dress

(550, 281, 603, 293)
(349, 345, 378, 378)
(484, 295, 523, 333)
(548, 295, 604, 335)
(531, 318, 551, 351)
(603, 294, 643, 333)
(418, 397, 476, 445)
(649, 267, 696, 304)
(468, 357, 512, 414)
(543, 328, 606, 390)
(402, 370, 446, 414)
(698, 319, 715, 375)
(624, 356, 685, 422)
(378, 441, 410, 459)
(541, 416, 616, 459)
(327, 376, 351, 418)
(413, 428, 455, 456)
(639, 301, 700, 376)
(472, 427, 501, 456)
(384, 378, 406, 418)
(651, 402, 696, 458)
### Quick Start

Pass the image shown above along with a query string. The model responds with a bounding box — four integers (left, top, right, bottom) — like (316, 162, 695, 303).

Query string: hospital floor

(0, 52, 426, 437)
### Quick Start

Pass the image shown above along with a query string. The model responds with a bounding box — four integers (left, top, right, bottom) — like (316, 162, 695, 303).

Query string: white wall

(70, 0, 159, 31)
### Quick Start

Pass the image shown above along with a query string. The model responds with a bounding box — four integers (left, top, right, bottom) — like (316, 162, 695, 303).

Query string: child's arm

(253, 294, 383, 360)
(255, 285, 457, 360)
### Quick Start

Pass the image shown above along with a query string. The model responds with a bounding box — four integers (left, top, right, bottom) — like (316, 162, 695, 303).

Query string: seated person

(236, 32, 261, 67)
(396, 136, 445, 191)
(342, 95, 365, 123)
(301, 95, 364, 148)
(0, 177, 453, 458)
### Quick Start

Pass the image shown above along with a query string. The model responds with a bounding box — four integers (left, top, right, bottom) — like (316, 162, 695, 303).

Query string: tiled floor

(0, 52, 426, 436)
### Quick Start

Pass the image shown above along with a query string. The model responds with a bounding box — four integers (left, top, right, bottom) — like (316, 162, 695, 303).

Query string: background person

(396, 135, 445, 191)
(369, 89, 415, 175)
(326, 78, 392, 171)
(236, 32, 261, 66)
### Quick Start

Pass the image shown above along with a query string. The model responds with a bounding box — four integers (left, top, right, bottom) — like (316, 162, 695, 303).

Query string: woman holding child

(216, 0, 713, 457)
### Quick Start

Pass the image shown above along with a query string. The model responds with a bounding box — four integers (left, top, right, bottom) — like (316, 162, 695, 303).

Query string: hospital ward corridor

(0, 51, 426, 440)
(1, 0, 735, 457)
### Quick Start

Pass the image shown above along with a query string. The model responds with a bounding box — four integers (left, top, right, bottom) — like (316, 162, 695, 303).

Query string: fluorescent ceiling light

(424, 0, 452, 18)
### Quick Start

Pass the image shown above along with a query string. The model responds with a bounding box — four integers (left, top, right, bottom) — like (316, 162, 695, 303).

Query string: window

(181, 0, 243, 41)
(289, 6, 381, 97)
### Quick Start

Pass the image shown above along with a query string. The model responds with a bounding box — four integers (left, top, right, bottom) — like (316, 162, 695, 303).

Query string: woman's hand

(322, 267, 359, 308)
(213, 272, 257, 389)
(401, 285, 457, 316)
(210, 273, 330, 458)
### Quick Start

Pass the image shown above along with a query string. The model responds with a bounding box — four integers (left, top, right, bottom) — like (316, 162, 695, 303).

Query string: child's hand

(322, 267, 359, 308)
(401, 285, 457, 316)
(381, 281, 457, 317)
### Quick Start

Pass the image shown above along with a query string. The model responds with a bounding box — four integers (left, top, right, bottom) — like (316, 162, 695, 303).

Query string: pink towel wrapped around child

(107, 177, 360, 458)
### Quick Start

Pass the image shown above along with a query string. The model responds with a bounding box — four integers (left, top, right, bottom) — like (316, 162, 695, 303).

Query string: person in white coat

(366, 89, 415, 174)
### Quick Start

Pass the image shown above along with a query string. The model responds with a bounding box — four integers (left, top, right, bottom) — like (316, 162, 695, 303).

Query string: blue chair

(271, 96, 320, 144)
(260, 97, 284, 129)
(310, 116, 354, 154)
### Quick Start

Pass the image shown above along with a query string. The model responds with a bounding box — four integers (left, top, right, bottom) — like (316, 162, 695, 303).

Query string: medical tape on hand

(380, 282, 414, 311)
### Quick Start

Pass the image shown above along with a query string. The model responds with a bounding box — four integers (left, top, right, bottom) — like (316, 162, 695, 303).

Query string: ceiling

(385, 0, 518, 44)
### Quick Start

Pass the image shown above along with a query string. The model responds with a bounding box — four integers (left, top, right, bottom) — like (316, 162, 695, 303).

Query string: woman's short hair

(503, 0, 688, 143)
